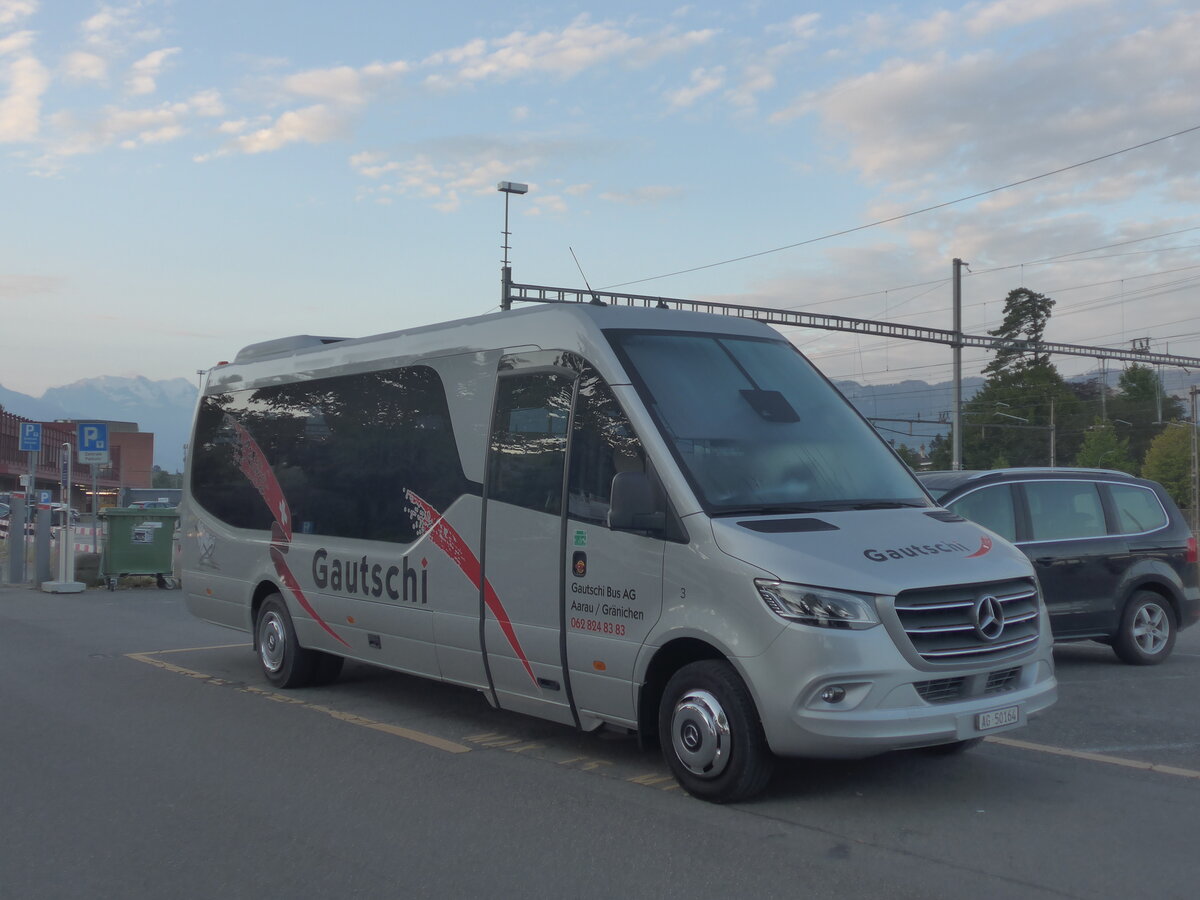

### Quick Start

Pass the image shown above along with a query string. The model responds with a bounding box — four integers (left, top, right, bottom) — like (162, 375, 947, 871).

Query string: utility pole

(1049, 396, 1057, 467)
(1191, 386, 1199, 535)
(1099, 359, 1107, 421)
(497, 181, 528, 311)
(952, 258, 966, 471)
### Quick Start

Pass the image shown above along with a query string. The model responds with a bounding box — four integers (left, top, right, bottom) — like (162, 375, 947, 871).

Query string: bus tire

(255, 594, 317, 688)
(310, 651, 345, 686)
(658, 660, 773, 803)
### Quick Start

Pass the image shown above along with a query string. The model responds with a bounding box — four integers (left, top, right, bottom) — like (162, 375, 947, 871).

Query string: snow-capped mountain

(0, 376, 196, 471)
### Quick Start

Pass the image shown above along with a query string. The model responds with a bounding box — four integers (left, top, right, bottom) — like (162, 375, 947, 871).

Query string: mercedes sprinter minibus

(181, 302, 1057, 802)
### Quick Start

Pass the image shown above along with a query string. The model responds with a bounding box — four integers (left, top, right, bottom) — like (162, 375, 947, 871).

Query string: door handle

(1034, 557, 1055, 566)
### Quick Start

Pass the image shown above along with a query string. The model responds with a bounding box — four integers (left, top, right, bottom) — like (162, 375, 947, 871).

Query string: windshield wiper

(711, 504, 832, 517)
(713, 499, 926, 517)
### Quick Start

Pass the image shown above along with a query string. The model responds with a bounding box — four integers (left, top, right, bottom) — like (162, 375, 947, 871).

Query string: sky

(3, 0, 1200, 403)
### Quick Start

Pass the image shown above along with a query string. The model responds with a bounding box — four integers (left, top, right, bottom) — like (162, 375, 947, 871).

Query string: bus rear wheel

(658, 660, 773, 803)
(255, 594, 318, 688)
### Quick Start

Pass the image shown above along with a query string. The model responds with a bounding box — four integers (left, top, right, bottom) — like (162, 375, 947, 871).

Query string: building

(0, 411, 155, 513)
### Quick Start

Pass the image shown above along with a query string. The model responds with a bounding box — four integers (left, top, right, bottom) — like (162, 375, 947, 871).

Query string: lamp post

(497, 181, 528, 310)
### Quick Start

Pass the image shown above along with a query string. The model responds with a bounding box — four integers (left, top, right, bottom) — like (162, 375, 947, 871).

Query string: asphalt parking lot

(1, 582, 1197, 899)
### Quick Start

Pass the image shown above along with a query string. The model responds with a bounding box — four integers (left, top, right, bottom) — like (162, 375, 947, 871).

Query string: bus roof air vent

(232, 335, 349, 364)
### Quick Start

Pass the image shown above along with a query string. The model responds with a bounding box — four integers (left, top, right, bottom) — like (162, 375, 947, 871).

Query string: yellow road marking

(986, 735, 1200, 780)
(129, 646, 1199, 784)
(148, 643, 248, 654)
(126, 647, 470, 755)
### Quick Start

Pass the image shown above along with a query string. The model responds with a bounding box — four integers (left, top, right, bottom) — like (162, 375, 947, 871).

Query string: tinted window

(567, 367, 646, 524)
(487, 372, 573, 514)
(1108, 483, 1169, 534)
(190, 366, 471, 543)
(1024, 481, 1106, 541)
(947, 485, 1016, 542)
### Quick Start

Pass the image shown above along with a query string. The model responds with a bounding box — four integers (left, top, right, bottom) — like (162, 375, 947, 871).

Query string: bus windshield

(607, 330, 929, 516)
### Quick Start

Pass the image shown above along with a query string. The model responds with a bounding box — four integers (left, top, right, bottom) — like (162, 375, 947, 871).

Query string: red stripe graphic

(405, 489, 538, 689)
(225, 415, 347, 647)
(966, 535, 993, 558)
(226, 416, 291, 543)
(271, 544, 351, 647)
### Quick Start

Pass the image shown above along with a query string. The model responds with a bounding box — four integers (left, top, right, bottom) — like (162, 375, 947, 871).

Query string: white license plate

(976, 705, 1020, 731)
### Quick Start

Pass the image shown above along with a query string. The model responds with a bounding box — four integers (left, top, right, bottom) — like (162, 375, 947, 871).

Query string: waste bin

(99, 508, 180, 590)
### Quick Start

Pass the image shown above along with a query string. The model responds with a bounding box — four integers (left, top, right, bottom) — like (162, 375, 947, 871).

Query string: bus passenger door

(563, 372, 664, 728)
(481, 366, 577, 724)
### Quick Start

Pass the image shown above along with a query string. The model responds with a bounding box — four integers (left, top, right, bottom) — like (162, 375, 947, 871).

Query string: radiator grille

(915, 677, 965, 703)
(894, 579, 1041, 664)
(914, 665, 1027, 704)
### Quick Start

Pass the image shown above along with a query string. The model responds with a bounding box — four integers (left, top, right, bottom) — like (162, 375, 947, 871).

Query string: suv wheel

(1112, 590, 1176, 665)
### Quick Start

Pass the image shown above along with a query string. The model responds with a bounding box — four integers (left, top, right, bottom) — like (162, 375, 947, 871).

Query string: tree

(954, 287, 1087, 469)
(1109, 365, 1186, 467)
(893, 443, 921, 469)
(1074, 422, 1136, 473)
(1140, 425, 1194, 509)
(983, 288, 1055, 378)
(927, 433, 952, 470)
(152, 468, 183, 489)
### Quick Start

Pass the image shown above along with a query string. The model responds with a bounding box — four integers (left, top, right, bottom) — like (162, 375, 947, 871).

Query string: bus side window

(567, 369, 646, 525)
(488, 373, 574, 515)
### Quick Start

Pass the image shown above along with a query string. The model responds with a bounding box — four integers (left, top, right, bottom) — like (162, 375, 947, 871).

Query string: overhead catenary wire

(600, 124, 1200, 291)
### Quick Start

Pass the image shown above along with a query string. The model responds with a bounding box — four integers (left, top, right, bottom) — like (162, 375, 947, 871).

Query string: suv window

(1024, 481, 1106, 541)
(1108, 483, 1168, 534)
(946, 485, 1016, 542)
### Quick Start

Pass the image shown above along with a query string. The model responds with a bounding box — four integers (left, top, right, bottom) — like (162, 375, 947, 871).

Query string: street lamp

(498, 181, 528, 310)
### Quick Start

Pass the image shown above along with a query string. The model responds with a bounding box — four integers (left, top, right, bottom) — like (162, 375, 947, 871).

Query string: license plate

(976, 705, 1020, 731)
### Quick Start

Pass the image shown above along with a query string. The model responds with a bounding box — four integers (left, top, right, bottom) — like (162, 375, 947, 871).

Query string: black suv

(918, 468, 1199, 665)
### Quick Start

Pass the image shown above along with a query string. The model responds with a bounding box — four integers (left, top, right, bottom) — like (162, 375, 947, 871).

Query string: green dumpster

(99, 508, 180, 590)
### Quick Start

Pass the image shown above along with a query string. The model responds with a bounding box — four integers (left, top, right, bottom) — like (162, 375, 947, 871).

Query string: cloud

(527, 194, 568, 215)
(0, 273, 65, 298)
(284, 66, 368, 105)
(81, 3, 160, 52)
(767, 13, 820, 41)
(230, 104, 349, 154)
(0, 1, 36, 28)
(725, 64, 775, 111)
(125, 46, 179, 95)
(599, 185, 684, 205)
(63, 50, 108, 83)
(967, 0, 1107, 36)
(282, 59, 409, 105)
(0, 28, 33, 55)
(35, 90, 225, 168)
(349, 146, 547, 210)
(665, 66, 725, 109)
(0, 46, 48, 141)
(776, 8, 1200, 203)
(422, 14, 716, 87)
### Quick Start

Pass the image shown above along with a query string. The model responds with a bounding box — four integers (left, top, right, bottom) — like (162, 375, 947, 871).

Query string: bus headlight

(754, 580, 880, 630)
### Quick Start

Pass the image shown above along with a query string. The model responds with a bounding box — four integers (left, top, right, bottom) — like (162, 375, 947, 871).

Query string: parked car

(129, 499, 175, 509)
(918, 468, 1199, 665)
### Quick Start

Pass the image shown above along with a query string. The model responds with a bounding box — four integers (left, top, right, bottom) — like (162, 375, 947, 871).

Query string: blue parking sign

(19, 422, 42, 452)
(77, 422, 110, 464)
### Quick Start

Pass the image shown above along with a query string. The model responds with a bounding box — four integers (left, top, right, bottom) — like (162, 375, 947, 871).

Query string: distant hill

(0, 376, 196, 472)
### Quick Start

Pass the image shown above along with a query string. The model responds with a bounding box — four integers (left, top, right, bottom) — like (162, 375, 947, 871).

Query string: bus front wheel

(658, 660, 774, 803)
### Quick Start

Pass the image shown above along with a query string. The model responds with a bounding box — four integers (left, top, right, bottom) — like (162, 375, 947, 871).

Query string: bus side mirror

(609, 471, 666, 533)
